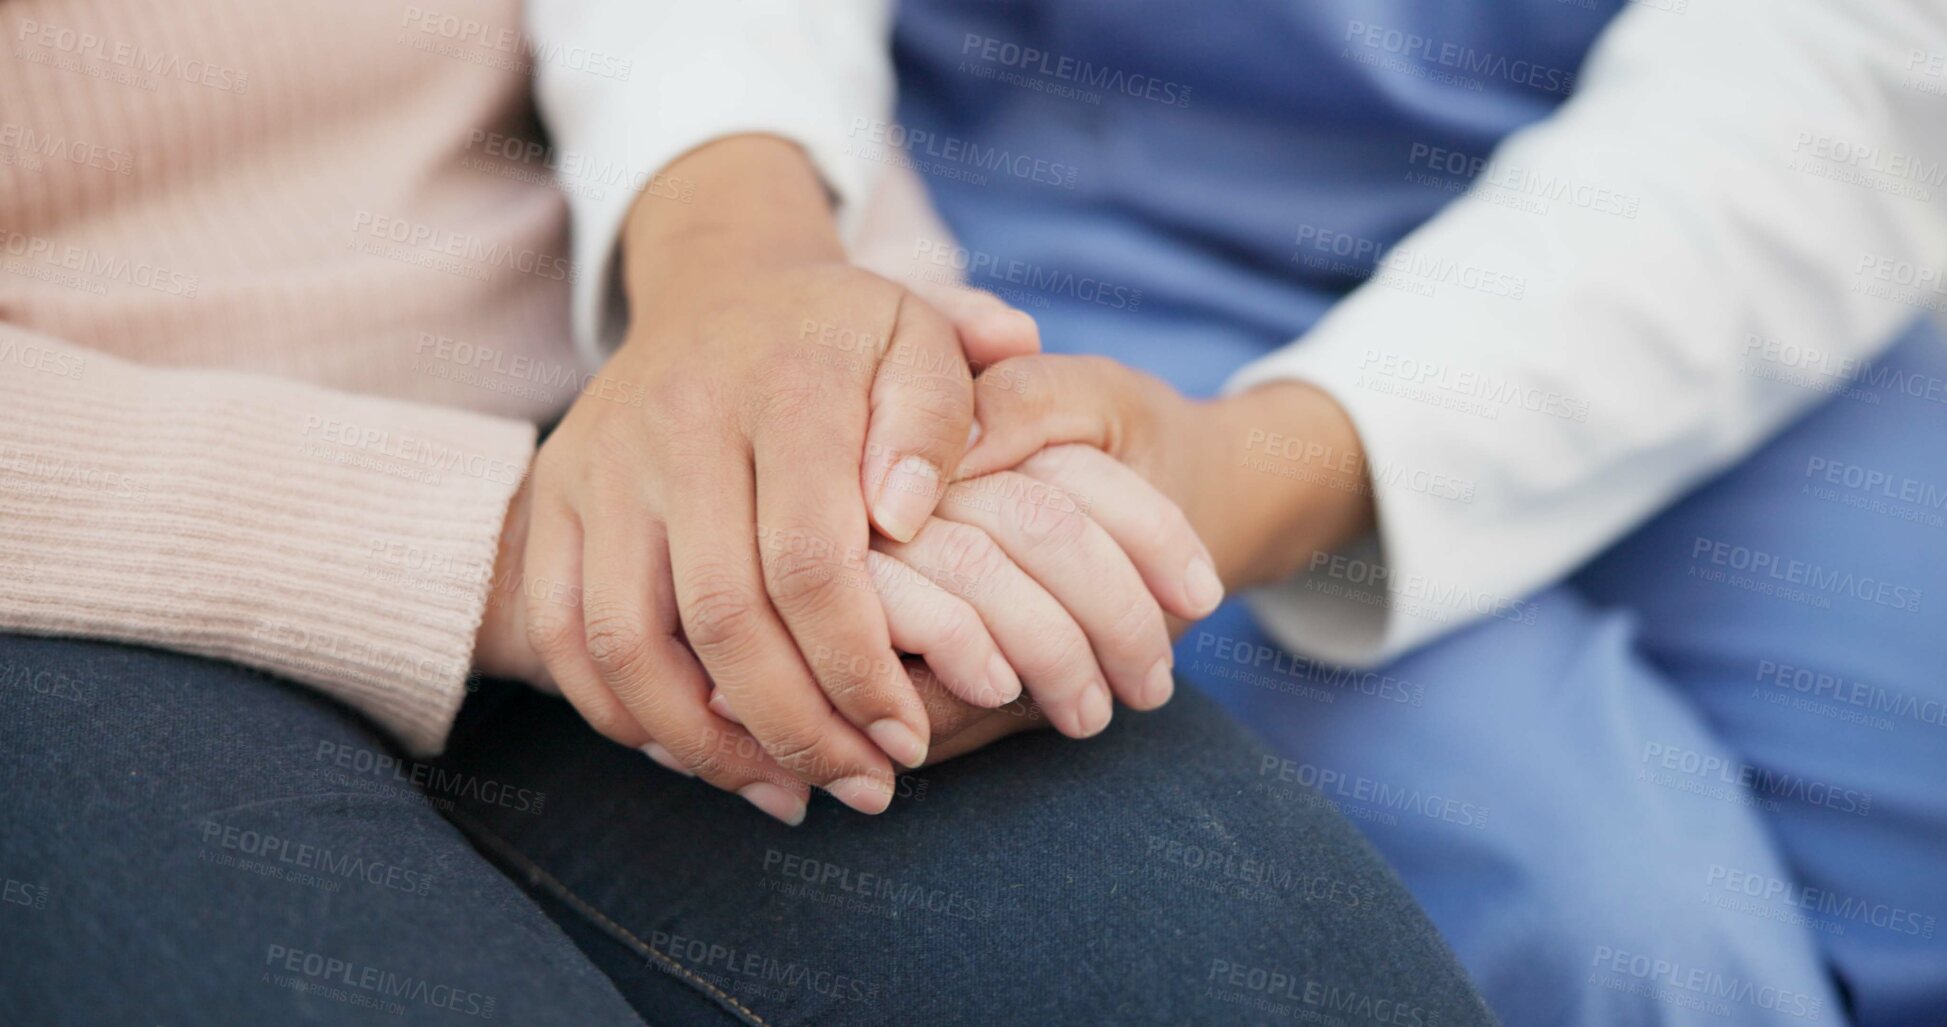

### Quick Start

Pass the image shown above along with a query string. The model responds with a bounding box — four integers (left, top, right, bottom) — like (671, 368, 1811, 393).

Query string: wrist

(1203, 381, 1375, 591)
(622, 134, 845, 306)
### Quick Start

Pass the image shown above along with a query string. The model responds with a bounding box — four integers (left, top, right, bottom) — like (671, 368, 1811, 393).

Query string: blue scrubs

(896, 2, 1947, 1023)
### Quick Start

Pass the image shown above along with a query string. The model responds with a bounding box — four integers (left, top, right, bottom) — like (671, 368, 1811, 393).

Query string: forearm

(623, 135, 845, 293)
(1200, 381, 1375, 591)
(0, 323, 533, 756)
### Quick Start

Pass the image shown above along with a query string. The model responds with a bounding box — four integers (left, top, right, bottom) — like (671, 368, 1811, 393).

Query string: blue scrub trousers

(1186, 318, 1947, 1027)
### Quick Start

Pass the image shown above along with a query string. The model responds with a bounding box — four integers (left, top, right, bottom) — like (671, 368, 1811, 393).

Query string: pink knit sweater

(1, 0, 582, 754)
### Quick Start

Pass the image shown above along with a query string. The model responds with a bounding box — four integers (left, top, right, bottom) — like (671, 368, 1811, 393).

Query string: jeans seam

(444, 807, 773, 1027)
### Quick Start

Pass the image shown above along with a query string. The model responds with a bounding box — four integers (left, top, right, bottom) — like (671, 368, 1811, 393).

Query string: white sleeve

(1226, 0, 1947, 666)
(524, 0, 894, 365)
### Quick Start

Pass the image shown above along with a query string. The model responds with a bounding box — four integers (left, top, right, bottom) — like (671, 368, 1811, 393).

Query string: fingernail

(965, 419, 983, 449)
(639, 743, 693, 777)
(1079, 681, 1113, 737)
(708, 692, 741, 725)
(867, 719, 928, 769)
(1143, 658, 1175, 709)
(1184, 556, 1225, 616)
(827, 775, 894, 815)
(986, 652, 1022, 706)
(739, 783, 807, 826)
(872, 455, 940, 543)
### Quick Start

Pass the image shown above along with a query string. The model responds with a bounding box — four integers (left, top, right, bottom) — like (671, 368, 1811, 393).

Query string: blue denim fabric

(0, 633, 1497, 1025)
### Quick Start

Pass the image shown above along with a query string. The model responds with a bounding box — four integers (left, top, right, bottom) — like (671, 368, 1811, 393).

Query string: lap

(0, 633, 640, 1026)
(0, 631, 1495, 1027)
(436, 679, 1498, 1027)
(1188, 591, 1843, 1026)
(1577, 316, 1947, 1026)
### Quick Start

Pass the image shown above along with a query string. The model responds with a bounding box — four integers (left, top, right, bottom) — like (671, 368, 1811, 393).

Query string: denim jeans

(0, 632, 1495, 1025)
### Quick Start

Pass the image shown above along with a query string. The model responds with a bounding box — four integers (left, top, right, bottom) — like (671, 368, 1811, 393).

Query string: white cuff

(528, 0, 893, 365)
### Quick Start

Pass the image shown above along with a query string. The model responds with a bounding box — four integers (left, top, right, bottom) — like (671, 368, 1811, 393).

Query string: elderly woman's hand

(959, 356, 1378, 606)
(472, 135, 1041, 820)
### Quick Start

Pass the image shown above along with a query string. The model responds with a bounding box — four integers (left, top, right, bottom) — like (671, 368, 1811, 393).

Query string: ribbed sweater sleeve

(0, 324, 534, 756)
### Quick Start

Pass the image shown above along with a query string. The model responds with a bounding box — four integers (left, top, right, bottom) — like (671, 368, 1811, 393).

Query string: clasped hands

(472, 137, 1372, 824)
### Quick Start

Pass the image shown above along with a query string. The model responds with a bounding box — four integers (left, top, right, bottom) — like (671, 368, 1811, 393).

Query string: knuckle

(668, 741, 734, 784)
(881, 369, 971, 439)
(752, 380, 827, 429)
(1104, 597, 1165, 654)
(581, 602, 653, 680)
(524, 601, 580, 660)
(816, 660, 887, 710)
(581, 700, 647, 747)
(762, 729, 834, 782)
(762, 537, 851, 615)
(679, 570, 765, 661)
(1013, 491, 1090, 552)
(1033, 624, 1095, 686)
(934, 522, 1008, 586)
(927, 600, 982, 654)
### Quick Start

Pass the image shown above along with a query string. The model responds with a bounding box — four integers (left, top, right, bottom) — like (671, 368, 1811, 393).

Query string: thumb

(861, 295, 977, 543)
(909, 280, 1042, 366)
(958, 354, 1125, 480)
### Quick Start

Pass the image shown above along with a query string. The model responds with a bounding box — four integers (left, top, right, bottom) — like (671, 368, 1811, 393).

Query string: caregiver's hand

(475, 135, 1029, 817)
(711, 450, 1226, 742)
(958, 356, 1377, 597)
